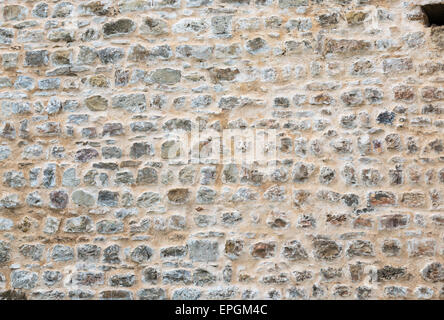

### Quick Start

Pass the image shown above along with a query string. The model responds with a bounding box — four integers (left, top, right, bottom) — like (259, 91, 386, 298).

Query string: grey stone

(140, 17, 169, 36)
(149, 68, 181, 85)
(0, 240, 11, 263)
(98, 191, 119, 207)
(96, 220, 124, 234)
(189, 240, 219, 262)
(162, 269, 191, 285)
(3, 171, 26, 188)
(75, 148, 99, 163)
(19, 244, 44, 261)
(112, 94, 146, 113)
(32, 3, 48, 18)
(0, 218, 13, 231)
(130, 142, 153, 159)
(103, 19, 136, 38)
(14, 76, 35, 90)
(136, 167, 158, 185)
(0, 146, 11, 161)
(196, 186, 217, 204)
(137, 192, 160, 208)
(25, 191, 43, 207)
(98, 47, 124, 64)
(103, 245, 121, 264)
(138, 288, 166, 300)
(51, 245, 74, 261)
(131, 245, 153, 263)
(11, 271, 38, 289)
(77, 244, 101, 262)
(49, 190, 68, 209)
(43, 216, 60, 234)
(172, 288, 202, 300)
(72, 190, 95, 207)
(52, 2, 73, 18)
(245, 37, 268, 54)
(43, 271, 62, 286)
(0, 194, 20, 209)
(64, 216, 93, 233)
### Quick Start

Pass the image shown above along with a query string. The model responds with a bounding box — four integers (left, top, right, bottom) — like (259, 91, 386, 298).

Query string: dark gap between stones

(421, 3, 444, 26)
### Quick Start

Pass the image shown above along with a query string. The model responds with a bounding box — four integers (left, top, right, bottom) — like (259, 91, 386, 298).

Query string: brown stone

(85, 95, 108, 111)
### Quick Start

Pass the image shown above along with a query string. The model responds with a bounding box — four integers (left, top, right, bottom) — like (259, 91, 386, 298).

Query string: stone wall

(0, 0, 443, 300)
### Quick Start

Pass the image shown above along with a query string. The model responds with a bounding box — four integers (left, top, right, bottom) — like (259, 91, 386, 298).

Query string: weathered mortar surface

(0, 0, 443, 300)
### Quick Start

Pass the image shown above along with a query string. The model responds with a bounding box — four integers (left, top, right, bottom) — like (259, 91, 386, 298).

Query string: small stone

(131, 245, 153, 263)
(103, 19, 136, 38)
(163, 269, 192, 285)
(138, 288, 166, 300)
(421, 262, 444, 282)
(25, 50, 49, 67)
(251, 242, 276, 259)
(98, 191, 119, 207)
(72, 190, 95, 207)
(282, 240, 308, 260)
(103, 245, 121, 264)
(64, 216, 93, 233)
(43, 216, 60, 235)
(196, 186, 217, 204)
(32, 3, 49, 18)
(43, 271, 62, 287)
(137, 192, 160, 208)
(313, 238, 342, 261)
(130, 142, 153, 159)
(52, 2, 73, 18)
(96, 220, 123, 234)
(112, 94, 146, 113)
(3, 5, 28, 21)
(19, 244, 44, 261)
(75, 148, 99, 163)
(172, 288, 202, 300)
(346, 240, 374, 257)
(379, 214, 409, 230)
(0, 240, 11, 263)
(85, 96, 108, 111)
(149, 68, 181, 85)
(245, 37, 268, 54)
(189, 240, 219, 262)
(11, 271, 38, 290)
(98, 47, 124, 64)
(51, 245, 74, 261)
(140, 17, 169, 36)
(77, 244, 101, 262)
(49, 190, 68, 209)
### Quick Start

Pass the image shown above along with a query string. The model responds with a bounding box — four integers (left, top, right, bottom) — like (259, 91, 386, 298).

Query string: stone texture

(0, 0, 441, 301)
